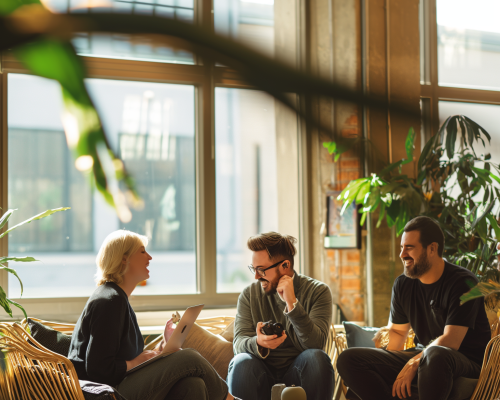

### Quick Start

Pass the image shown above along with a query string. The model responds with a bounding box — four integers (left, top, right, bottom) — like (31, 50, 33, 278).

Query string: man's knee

(419, 346, 454, 371)
(337, 347, 368, 375)
(298, 349, 333, 370)
(228, 353, 263, 377)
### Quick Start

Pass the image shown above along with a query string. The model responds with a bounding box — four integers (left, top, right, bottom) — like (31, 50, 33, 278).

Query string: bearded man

(227, 232, 334, 400)
(337, 216, 491, 400)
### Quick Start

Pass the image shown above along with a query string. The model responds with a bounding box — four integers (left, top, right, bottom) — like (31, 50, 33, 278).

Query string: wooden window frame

(0, 0, 305, 322)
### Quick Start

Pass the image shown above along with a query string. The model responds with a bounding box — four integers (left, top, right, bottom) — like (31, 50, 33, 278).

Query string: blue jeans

(227, 349, 335, 400)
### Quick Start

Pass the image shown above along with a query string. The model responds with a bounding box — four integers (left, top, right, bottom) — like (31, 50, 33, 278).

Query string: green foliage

(0, 207, 69, 319)
(330, 117, 500, 289)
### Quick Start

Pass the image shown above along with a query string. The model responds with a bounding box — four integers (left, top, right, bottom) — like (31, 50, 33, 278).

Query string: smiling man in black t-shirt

(337, 216, 491, 400)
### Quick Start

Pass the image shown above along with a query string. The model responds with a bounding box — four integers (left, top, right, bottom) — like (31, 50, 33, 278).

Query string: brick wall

(321, 109, 365, 322)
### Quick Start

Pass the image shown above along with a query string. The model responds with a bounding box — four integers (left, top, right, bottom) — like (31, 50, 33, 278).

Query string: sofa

(0, 317, 345, 400)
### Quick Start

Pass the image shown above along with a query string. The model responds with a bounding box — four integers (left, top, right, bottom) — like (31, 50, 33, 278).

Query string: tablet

(126, 304, 204, 375)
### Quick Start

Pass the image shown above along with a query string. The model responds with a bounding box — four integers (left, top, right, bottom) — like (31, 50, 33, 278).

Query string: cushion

(27, 318, 71, 356)
(220, 320, 235, 343)
(343, 322, 379, 348)
(183, 323, 234, 379)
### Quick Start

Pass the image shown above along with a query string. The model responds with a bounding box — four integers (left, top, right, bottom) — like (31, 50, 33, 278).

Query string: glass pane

(43, 0, 195, 64)
(214, 0, 274, 58)
(215, 88, 278, 292)
(437, 0, 500, 90)
(439, 101, 500, 161)
(8, 74, 196, 298)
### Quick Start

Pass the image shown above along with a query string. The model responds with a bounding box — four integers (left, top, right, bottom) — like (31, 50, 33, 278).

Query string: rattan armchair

(0, 321, 84, 400)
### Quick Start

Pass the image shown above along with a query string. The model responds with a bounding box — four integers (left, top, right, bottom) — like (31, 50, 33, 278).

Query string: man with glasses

(227, 232, 335, 400)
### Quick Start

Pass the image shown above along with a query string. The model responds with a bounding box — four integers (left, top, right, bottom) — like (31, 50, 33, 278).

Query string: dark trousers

(337, 346, 481, 400)
(115, 349, 228, 400)
(227, 349, 335, 400)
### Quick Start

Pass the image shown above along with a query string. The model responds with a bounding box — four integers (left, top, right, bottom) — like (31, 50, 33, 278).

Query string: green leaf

(7, 298, 28, 321)
(445, 117, 458, 159)
(0, 286, 12, 317)
(0, 257, 38, 264)
(418, 134, 436, 172)
(487, 214, 500, 241)
(380, 160, 404, 176)
(0, 209, 16, 230)
(360, 212, 367, 226)
(0, 0, 41, 15)
(405, 127, 415, 163)
(355, 182, 371, 204)
(471, 201, 496, 232)
(463, 116, 491, 144)
(322, 141, 336, 155)
(0, 264, 23, 296)
(0, 207, 70, 239)
(460, 280, 500, 305)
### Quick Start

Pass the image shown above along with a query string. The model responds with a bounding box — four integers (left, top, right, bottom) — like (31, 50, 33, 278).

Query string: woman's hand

(126, 350, 160, 371)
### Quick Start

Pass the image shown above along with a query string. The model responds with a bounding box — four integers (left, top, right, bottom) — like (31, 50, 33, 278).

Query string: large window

(0, 0, 301, 320)
(8, 75, 196, 298)
(420, 0, 500, 157)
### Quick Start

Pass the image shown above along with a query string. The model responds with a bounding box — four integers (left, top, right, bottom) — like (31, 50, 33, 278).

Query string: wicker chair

(0, 321, 84, 400)
(0, 317, 343, 400)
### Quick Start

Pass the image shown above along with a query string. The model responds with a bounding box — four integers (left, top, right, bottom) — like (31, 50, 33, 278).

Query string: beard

(259, 274, 281, 296)
(402, 251, 432, 279)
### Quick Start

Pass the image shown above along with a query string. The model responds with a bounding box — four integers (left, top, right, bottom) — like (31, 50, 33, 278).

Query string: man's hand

(256, 322, 287, 349)
(277, 275, 296, 311)
(392, 353, 422, 399)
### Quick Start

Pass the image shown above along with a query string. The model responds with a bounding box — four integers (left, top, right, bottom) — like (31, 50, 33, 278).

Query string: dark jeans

(227, 349, 334, 400)
(115, 348, 228, 400)
(337, 346, 481, 400)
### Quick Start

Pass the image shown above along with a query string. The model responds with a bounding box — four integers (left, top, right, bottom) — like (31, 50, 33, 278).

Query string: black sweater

(68, 282, 143, 386)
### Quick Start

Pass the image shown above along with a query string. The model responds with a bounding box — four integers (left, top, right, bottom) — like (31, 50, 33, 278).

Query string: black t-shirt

(68, 282, 143, 386)
(390, 262, 490, 365)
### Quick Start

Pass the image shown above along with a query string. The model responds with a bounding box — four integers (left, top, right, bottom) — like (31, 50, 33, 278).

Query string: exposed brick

(341, 127, 359, 137)
(346, 251, 360, 262)
(340, 159, 361, 169)
(340, 278, 362, 291)
(344, 114, 359, 126)
(341, 265, 360, 276)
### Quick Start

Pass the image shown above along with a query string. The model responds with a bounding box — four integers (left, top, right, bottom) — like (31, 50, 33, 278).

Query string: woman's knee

(168, 377, 208, 400)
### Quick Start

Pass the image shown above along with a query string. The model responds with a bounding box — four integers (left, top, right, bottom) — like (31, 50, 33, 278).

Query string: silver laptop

(126, 304, 204, 375)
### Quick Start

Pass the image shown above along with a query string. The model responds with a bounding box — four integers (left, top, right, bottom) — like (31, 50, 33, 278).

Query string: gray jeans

(115, 348, 229, 400)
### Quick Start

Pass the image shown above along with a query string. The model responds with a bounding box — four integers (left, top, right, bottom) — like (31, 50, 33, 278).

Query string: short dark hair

(404, 216, 445, 257)
(247, 232, 297, 269)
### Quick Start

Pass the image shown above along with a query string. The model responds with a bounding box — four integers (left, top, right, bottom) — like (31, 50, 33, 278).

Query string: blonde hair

(247, 232, 297, 268)
(95, 230, 149, 286)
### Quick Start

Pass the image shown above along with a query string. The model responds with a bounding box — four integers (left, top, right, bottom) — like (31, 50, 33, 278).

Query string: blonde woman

(68, 230, 240, 400)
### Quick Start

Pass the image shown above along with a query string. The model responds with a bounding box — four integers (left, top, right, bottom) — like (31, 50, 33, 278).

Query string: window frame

(0, 0, 304, 321)
(420, 0, 500, 141)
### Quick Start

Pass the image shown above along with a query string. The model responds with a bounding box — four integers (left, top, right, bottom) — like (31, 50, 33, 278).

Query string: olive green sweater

(233, 273, 333, 371)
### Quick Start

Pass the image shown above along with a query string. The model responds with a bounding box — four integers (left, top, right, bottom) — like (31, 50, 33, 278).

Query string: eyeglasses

(248, 260, 286, 277)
